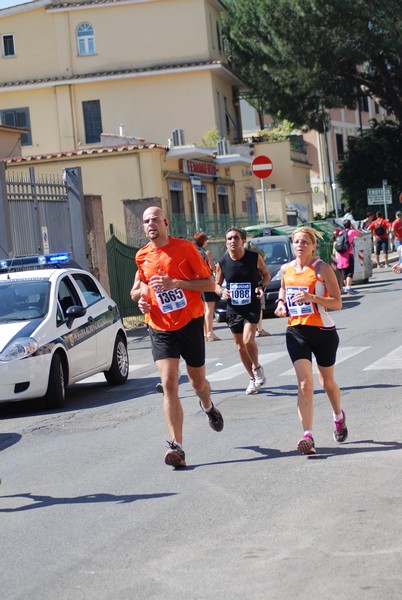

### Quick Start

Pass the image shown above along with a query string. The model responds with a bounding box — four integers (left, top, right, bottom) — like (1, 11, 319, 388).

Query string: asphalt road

(1, 266, 402, 600)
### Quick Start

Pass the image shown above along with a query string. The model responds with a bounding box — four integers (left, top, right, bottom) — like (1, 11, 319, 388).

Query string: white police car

(0, 253, 129, 409)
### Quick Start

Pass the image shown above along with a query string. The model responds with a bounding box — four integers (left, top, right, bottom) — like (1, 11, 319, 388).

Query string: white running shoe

(253, 365, 266, 388)
(246, 378, 258, 395)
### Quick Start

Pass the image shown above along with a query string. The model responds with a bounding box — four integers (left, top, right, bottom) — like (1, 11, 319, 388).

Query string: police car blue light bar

(0, 253, 71, 271)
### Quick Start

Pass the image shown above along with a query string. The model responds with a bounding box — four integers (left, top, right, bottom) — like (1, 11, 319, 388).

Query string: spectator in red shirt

(391, 211, 402, 251)
(368, 211, 391, 268)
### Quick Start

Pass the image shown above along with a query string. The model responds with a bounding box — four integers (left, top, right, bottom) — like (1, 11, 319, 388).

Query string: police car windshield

(0, 280, 50, 321)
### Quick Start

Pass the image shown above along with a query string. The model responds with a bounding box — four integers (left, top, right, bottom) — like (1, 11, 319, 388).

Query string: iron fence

(165, 213, 259, 239)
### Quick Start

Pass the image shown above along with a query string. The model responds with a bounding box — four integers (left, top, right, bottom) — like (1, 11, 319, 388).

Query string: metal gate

(0, 164, 88, 268)
(106, 225, 141, 317)
(6, 166, 72, 256)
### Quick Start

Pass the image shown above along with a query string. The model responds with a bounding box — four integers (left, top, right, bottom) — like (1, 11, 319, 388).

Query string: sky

(0, 0, 32, 8)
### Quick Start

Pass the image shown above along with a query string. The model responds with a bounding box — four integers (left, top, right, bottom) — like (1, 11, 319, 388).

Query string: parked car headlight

(0, 337, 39, 362)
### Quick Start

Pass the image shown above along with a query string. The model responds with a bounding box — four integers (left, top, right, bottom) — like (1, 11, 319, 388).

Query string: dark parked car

(214, 235, 294, 321)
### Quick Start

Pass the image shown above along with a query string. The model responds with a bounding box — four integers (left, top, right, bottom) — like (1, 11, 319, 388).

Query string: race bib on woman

(286, 286, 314, 317)
(230, 282, 251, 306)
(156, 288, 187, 313)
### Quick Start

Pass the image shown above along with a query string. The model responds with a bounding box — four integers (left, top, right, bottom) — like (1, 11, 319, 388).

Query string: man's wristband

(275, 298, 285, 305)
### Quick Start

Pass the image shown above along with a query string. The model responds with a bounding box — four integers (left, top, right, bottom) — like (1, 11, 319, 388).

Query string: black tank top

(219, 249, 261, 314)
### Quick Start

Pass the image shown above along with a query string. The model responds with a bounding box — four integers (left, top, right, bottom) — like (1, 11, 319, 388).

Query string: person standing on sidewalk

(336, 219, 363, 294)
(343, 206, 354, 220)
(215, 226, 270, 395)
(391, 211, 402, 251)
(362, 212, 374, 229)
(368, 211, 391, 268)
(193, 232, 221, 342)
(136, 206, 224, 469)
(274, 226, 347, 455)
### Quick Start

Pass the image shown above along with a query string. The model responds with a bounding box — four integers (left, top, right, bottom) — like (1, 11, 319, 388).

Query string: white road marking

(207, 352, 288, 382)
(79, 345, 402, 387)
(280, 346, 371, 376)
(363, 346, 402, 370)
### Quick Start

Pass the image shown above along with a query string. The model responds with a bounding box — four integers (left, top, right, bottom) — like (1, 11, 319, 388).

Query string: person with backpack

(368, 211, 391, 268)
(335, 219, 363, 294)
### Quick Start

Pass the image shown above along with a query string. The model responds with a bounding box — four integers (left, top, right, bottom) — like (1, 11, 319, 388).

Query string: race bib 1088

(230, 282, 251, 306)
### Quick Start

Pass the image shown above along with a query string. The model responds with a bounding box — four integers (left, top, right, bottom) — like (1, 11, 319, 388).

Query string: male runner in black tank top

(215, 227, 270, 395)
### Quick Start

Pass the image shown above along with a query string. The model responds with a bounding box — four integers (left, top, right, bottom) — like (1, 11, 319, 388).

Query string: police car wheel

(44, 353, 67, 409)
(104, 334, 129, 385)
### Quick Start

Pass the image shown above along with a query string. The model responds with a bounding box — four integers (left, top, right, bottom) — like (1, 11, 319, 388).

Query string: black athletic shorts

(149, 316, 205, 367)
(202, 291, 220, 303)
(286, 324, 339, 367)
(226, 310, 260, 334)
(342, 253, 355, 279)
(376, 237, 389, 254)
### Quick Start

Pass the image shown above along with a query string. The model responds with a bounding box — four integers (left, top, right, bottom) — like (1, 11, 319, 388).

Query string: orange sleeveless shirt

(283, 259, 335, 328)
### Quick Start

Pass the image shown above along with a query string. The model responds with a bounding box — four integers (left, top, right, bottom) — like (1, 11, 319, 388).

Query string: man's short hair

(226, 226, 244, 239)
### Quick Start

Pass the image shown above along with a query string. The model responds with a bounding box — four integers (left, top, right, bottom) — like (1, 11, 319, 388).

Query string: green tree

(336, 120, 402, 217)
(222, 0, 402, 130)
(259, 119, 295, 142)
(201, 127, 221, 148)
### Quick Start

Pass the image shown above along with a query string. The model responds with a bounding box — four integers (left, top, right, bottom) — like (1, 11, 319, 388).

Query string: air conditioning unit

(217, 139, 230, 155)
(171, 129, 185, 146)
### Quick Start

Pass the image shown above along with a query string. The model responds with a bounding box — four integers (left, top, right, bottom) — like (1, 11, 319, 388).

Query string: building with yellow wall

(0, 0, 313, 236)
(0, 124, 22, 158)
(0, 0, 243, 154)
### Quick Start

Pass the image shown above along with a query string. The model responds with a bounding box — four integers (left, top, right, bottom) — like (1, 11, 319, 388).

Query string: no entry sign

(252, 155, 273, 179)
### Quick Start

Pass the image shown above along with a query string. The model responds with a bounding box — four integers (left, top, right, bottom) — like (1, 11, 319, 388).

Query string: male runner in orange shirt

(136, 206, 224, 468)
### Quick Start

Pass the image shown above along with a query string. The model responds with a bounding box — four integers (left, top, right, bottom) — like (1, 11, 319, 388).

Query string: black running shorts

(226, 310, 260, 334)
(149, 316, 205, 367)
(342, 253, 355, 279)
(286, 324, 339, 367)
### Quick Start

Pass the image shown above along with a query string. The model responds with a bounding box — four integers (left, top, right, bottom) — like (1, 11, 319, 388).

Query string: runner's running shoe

(199, 402, 224, 432)
(246, 378, 258, 395)
(155, 382, 164, 394)
(333, 410, 348, 442)
(164, 441, 186, 468)
(297, 434, 316, 455)
(253, 365, 266, 388)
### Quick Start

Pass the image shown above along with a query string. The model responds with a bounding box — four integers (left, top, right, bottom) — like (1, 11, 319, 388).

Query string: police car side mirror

(65, 305, 87, 329)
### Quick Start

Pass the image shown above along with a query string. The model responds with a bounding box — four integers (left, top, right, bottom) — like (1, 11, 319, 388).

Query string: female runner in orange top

(274, 226, 348, 455)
